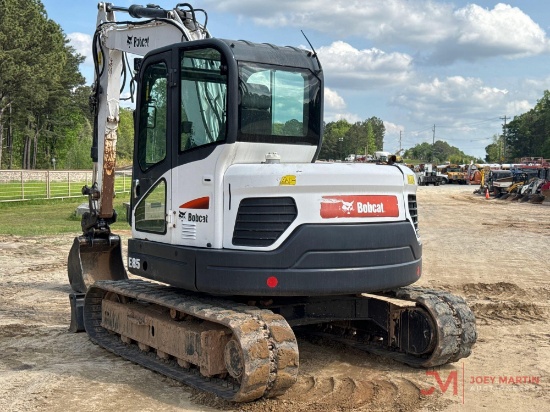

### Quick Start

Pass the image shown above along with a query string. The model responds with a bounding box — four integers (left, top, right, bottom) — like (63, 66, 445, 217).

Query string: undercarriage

(70, 279, 476, 402)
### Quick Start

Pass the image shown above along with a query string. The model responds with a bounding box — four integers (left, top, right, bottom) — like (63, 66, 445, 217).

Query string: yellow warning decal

(407, 175, 416, 185)
(280, 175, 296, 186)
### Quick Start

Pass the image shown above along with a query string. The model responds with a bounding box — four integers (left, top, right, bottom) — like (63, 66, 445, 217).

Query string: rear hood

(223, 162, 415, 250)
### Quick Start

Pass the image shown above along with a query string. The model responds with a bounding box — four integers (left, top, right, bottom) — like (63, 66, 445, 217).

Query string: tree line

(403, 140, 478, 165)
(1, 0, 85, 169)
(0, 0, 134, 170)
(318, 117, 386, 160)
(486, 90, 550, 163)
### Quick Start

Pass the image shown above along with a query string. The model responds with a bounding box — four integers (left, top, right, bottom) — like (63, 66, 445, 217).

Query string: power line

(406, 117, 501, 134)
(436, 117, 501, 128)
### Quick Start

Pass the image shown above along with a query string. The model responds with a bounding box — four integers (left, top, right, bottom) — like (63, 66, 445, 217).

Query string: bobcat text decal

(127, 35, 150, 48)
(320, 195, 399, 218)
(179, 196, 210, 223)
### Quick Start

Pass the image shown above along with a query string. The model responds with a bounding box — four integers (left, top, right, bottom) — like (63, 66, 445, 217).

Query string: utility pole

(399, 130, 402, 152)
(500, 115, 507, 161)
(432, 124, 436, 162)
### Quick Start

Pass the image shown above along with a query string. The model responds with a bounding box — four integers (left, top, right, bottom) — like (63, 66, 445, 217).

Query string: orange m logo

(421, 370, 458, 396)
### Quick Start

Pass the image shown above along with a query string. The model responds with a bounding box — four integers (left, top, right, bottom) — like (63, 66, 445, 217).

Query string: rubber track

(306, 287, 476, 368)
(395, 287, 477, 366)
(83, 279, 299, 402)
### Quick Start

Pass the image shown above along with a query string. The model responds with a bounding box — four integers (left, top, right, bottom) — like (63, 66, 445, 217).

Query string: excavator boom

(68, 2, 211, 293)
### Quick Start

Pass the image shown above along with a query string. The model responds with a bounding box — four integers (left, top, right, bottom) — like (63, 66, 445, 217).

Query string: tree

(0, 0, 87, 169)
(404, 140, 476, 164)
(117, 108, 135, 165)
(367, 116, 385, 152)
(404, 142, 432, 161)
(319, 117, 386, 160)
(319, 119, 351, 160)
(504, 90, 550, 161)
(484, 134, 504, 163)
(366, 122, 375, 156)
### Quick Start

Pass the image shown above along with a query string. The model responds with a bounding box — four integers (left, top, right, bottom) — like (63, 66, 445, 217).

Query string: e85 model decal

(128, 256, 141, 269)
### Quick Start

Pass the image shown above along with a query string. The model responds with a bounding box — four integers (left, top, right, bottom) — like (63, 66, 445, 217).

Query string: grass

(0, 197, 131, 236)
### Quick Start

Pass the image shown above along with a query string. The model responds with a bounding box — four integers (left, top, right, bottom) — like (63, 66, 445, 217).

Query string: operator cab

(135, 38, 323, 172)
(130, 38, 323, 250)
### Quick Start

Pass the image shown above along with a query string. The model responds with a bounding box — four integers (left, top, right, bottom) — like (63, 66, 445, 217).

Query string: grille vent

(232, 197, 297, 247)
(408, 194, 418, 230)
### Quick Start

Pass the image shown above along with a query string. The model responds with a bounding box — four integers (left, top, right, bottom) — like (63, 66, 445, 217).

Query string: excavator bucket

(67, 234, 128, 293)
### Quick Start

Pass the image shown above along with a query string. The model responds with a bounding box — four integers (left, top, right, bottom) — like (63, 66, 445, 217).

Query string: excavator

(67, 2, 477, 402)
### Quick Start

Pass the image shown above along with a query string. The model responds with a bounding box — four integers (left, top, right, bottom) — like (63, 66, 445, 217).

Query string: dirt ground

(1, 184, 549, 412)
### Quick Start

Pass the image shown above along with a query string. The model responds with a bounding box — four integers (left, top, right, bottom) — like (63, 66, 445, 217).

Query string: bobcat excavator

(67, 2, 477, 402)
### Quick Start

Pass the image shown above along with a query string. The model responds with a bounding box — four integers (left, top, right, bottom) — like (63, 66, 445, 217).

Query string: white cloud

(324, 87, 346, 110)
(505, 100, 532, 116)
(428, 3, 550, 64)
(516, 76, 550, 103)
(325, 112, 362, 123)
(204, 0, 453, 43)
(67, 32, 93, 65)
(323, 88, 361, 122)
(392, 76, 509, 120)
(318, 41, 413, 89)
(204, 0, 550, 65)
(383, 121, 404, 138)
(389, 75, 518, 152)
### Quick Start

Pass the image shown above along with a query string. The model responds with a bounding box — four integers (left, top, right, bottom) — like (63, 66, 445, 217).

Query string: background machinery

(67, 2, 477, 402)
(445, 164, 467, 184)
(417, 164, 443, 186)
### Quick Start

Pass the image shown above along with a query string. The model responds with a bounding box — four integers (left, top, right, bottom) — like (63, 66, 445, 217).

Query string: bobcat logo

(127, 36, 150, 48)
(320, 195, 397, 219)
(178, 211, 186, 219)
(341, 200, 354, 214)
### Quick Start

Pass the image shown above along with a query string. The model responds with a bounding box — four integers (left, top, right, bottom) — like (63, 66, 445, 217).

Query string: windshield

(237, 63, 321, 145)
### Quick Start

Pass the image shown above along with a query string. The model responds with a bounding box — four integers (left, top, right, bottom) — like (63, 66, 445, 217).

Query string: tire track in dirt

(189, 376, 426, 412)
(440, 282, 550, 325)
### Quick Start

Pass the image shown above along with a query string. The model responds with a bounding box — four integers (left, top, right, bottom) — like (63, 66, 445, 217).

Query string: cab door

(170, 45, 230, 248)
(131, 51, 173, 243)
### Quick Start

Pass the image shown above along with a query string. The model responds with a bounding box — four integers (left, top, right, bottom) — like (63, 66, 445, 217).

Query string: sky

(41, 0, 550, 159)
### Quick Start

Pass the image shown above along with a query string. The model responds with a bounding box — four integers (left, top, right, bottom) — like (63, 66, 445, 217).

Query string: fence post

(47, 170, 51, 199)
(21, 170, 24, 200)
(67, 171, 71, 197)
